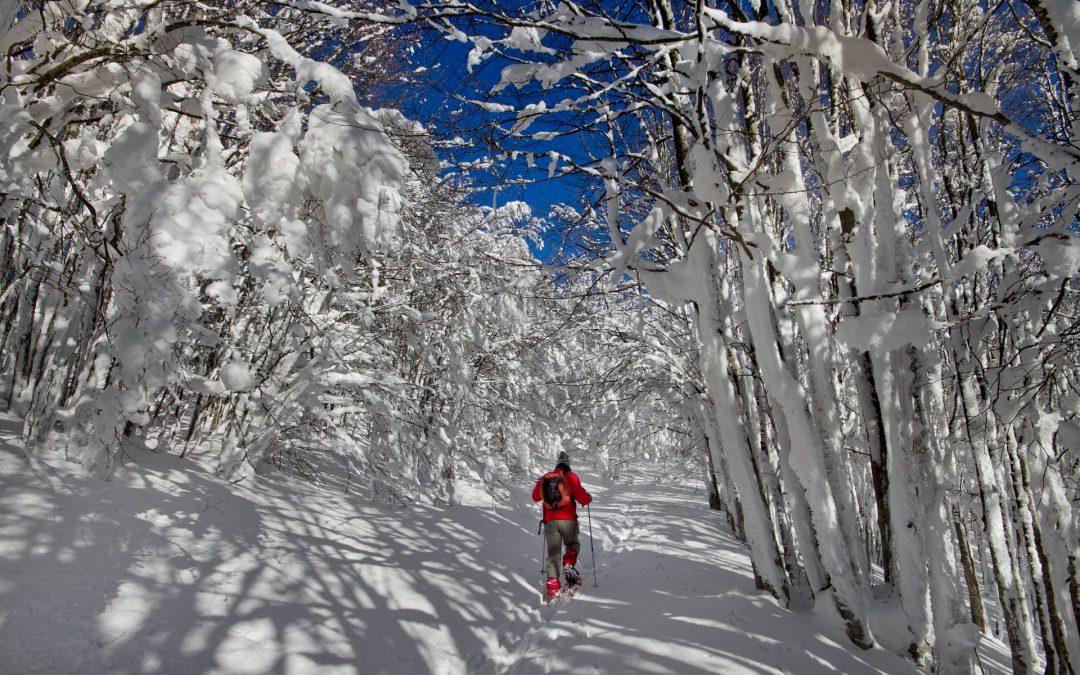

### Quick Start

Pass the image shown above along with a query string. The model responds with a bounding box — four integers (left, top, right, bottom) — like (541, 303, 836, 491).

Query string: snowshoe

(543, 584, 575, 607)
(563, 565, 581, 588)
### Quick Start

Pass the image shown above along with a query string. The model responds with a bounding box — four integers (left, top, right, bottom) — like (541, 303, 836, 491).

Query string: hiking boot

(563, 566, 581, 587)
(545, 576, 561, 598)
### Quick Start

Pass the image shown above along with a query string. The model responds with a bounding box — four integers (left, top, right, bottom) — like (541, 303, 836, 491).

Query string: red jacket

(532, 468, 592, 522)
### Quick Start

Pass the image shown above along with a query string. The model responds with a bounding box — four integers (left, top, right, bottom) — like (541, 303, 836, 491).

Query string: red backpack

(541, 471, 571, 509)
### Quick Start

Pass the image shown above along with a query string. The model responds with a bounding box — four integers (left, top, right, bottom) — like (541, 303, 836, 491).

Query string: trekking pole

(538, 519, 545, 576)
(587, 503, 598, 587)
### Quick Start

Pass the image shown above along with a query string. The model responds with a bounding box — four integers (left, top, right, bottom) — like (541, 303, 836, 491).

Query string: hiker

(532, 450, 592, 598)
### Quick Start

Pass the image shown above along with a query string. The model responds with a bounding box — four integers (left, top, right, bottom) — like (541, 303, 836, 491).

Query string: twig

(785, 279, 941, 307)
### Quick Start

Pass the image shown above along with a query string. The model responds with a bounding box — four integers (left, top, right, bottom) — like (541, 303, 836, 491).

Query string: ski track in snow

(0, 415, 1008, 674)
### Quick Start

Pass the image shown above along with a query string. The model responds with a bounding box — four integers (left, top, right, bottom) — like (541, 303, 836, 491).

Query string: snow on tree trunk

(738, 206, 873, 648)
(1023, 411, 1080, 673)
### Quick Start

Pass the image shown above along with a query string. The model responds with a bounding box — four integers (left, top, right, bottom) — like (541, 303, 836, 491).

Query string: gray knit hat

(556, 450, 570, 464)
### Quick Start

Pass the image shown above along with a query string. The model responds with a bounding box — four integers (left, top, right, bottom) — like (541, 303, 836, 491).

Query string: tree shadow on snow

(507, 472, 919, 675)
(0, 426, 543, 675)
(0, 439, 916, 675)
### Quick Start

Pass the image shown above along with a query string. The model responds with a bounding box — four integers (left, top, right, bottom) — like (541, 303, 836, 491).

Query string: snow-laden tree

(0, 2, 549, 506)
(0, 0, 691, 511)
(411, 0, 1080, 671)
(0, 0, 413, 472)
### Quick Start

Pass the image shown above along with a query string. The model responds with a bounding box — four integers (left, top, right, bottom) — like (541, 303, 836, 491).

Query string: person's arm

(531, 477, 543, 502)
(570, 473, 592, 506)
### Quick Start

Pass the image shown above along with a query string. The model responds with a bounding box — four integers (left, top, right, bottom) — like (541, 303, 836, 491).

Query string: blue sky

(393, 18, 613, 259)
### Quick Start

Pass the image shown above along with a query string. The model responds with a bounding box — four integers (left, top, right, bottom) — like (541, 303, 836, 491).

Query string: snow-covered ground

(0, 413, 1010, 674)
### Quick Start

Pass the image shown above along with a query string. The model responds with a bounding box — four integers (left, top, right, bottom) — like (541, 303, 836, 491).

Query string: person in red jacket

(532, 450, 592, 598)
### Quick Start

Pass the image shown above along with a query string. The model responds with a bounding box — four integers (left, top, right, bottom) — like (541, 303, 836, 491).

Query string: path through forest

(505, 475, 921, 675)
(0, 414, 1010, 674)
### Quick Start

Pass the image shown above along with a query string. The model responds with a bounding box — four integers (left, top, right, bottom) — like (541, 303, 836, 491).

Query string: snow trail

(504, 474, 915, 675)
(0, 419, 993, 673)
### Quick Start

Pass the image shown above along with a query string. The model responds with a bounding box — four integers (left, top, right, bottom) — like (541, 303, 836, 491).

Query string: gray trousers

(544, 519, 580, 578)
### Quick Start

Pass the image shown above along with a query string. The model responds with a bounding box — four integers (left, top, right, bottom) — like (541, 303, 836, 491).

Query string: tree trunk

(954, 505, 988, 631)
